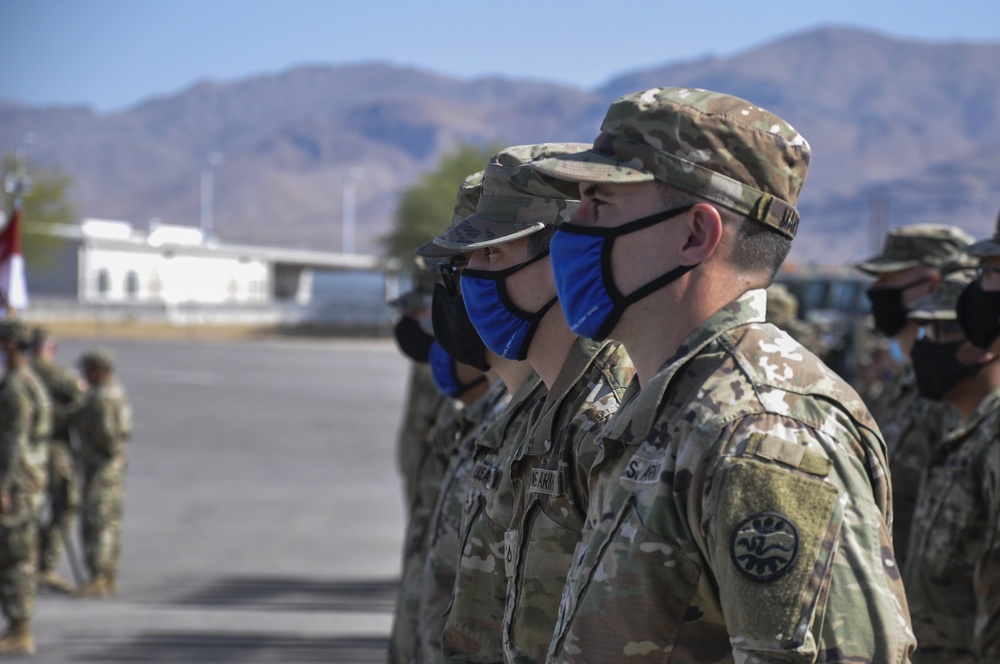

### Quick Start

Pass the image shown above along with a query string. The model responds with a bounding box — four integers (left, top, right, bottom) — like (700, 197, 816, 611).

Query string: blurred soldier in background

(29, 327, 84, 593)
(389, 279, 445, 504)
(764, 283, 829, 360)
(388, 171, 507, 664)
(903, 264, 1000, 662)
(855, 224, 971, 566)
(74, 350, 131, 598)
(0, 320, 51, 656)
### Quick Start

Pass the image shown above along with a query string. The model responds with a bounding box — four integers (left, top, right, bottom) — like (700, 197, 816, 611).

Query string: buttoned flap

(505, 504, 591, 664)
(553, 495, 723, 663)
(712, 457, 843, 654)
(443, 492, 509, 644)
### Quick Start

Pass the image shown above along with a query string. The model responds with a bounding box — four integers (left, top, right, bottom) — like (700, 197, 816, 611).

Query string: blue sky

(2, 0, 999, 113)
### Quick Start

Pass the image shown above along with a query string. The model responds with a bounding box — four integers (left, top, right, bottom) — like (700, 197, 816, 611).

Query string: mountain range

(2, 26, 999, 265)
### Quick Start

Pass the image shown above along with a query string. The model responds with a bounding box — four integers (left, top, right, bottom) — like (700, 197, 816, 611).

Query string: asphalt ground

(29, 336, 411, 663)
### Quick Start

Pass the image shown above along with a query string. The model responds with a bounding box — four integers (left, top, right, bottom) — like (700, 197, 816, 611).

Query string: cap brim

(415, 236, 463, 259)
(968, 238, 1000, 257)
(854, 257, 921, 276)
(532, 149, 656, 184)
(433, 214, 544, 250)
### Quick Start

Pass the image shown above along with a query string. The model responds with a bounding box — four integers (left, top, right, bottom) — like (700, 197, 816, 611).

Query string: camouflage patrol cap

(967, 207, 1000, 258)
(415, 171, 484, 261)
(78, 349, 114, 370)
(433, 143, 587, 250)
(907, 269, 975, 322)
(0, 319, 32, 346)
(531, 87, 810, 239)
(855, 224, 973, 275)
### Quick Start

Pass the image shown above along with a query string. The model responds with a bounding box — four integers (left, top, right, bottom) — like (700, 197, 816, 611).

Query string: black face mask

(866, 277, 931, 337)
(393, 315, 433, 364)
(432, 283, 490, 372)
(956, 280, 1000, 350)
(910, 338, 978, 401)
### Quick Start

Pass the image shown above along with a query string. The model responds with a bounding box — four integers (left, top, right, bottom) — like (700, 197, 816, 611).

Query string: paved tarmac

(31, 336, 411, 662)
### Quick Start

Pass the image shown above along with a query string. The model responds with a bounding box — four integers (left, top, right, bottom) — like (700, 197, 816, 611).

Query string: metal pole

(342, 167, 364, 254)
(200, 165, 213, 239)
(200, 152, 223, 241)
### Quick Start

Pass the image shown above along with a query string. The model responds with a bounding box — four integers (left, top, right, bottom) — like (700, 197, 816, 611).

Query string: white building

(23, 218, 400, 328)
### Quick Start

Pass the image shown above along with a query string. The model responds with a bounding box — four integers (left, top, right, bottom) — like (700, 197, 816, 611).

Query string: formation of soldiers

(387, 86, 1000, 663)
(0, 321, 132, 657)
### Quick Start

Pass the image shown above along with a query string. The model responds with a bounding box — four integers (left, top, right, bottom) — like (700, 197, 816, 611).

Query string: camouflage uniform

(31, 356, 84, 575)
(543, 292, 914, 662)
(441, 372, 546, 663)
(389, 394, 463, 664)
(0, 362, 51, 624)
(502, 337, 633, 664)
(764, 283, 828, 361)
(398, 359, 448, 502)
(76, 363, 132, 584)
(904, 388, 1000, 663)
(417, 379, 511, 663)
(875, 369, 958, 567)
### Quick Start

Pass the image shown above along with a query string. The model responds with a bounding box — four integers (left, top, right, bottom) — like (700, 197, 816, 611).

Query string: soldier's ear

(679, 203, 723, 265)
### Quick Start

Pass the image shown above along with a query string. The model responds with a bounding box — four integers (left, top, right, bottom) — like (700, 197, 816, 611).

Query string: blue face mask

(460, 249, 557, 360)
(429, 340, 486, 398)
(550, 205, 696, 340)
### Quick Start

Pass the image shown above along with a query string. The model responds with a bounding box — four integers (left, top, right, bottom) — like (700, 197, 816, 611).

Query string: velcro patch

(745, 433, 831, 477)
(504, 529, 518, 577)
(620, 456, 662, 484)
(472, 461, 501, 490)
(714, 458, 841, 649)
(529, 468, 562, 496)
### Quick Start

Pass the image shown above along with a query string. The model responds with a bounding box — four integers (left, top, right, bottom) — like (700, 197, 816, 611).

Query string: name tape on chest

(472, 460, 502, 490)
(529, 468, 562, 496)
(620, 456, 662, 484)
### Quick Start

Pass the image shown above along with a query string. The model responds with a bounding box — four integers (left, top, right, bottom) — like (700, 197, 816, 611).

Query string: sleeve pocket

(711, 457, 843, 655)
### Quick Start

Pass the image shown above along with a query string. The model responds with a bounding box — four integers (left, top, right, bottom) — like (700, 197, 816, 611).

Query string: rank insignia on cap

(730, 512, 799, 581)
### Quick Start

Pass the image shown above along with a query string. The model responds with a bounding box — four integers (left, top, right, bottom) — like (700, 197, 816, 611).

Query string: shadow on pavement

(74, 632, 387, 662)
(165, 575, 399, 612)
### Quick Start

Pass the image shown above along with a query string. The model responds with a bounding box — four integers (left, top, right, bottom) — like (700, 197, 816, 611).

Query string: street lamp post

(342, 166, 364, 254)
(200, 152, 224, 241)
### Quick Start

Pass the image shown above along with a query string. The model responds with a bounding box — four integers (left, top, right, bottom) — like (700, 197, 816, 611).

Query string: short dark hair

(657, 183, 790, 283)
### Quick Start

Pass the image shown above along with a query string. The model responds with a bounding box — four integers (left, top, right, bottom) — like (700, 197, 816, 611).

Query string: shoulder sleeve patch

(713, 458, 843, 652)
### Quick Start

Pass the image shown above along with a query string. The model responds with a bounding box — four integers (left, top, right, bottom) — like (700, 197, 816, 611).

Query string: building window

(125, 271, 140, 299)
(97, 269, 110, 297)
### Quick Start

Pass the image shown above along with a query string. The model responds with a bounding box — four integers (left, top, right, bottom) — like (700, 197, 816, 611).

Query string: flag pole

(2, 147, 31, 320)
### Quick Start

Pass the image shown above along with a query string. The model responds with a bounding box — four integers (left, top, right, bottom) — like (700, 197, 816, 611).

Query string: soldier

(0, 320, 51, 656)
(531, 87, 915, 661)
(388, 339, 493, 664)
(390, 282, 447, 503)
(29, 327, 84, 593)
(855, 225, 971, 566)
(74, 349, 131, 598)
(387, 171, 515, 664)
(902, 265, 1000, 662)
(431, 143, 635, 663)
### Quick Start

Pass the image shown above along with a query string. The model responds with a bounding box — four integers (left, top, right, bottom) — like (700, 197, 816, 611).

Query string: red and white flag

(0, 207, 29, 316)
